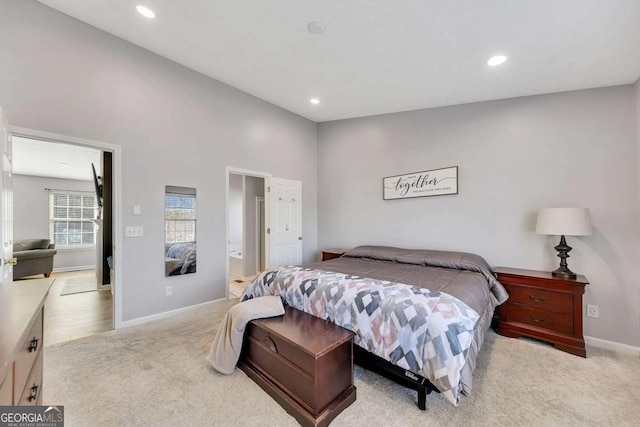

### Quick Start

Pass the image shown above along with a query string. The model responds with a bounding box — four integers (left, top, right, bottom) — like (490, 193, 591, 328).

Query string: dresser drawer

(14, 308, 44, 398)
(18, 352, 43, 406)
(506, 304, 573, 335)
(244, 334, 316, 411)
(505, 284, 572, 314)
(0, 364, 13, 405)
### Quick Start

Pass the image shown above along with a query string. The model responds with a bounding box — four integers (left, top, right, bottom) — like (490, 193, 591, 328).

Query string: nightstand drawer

(506, 304, 573, 335)
(505, 285, 572, 314)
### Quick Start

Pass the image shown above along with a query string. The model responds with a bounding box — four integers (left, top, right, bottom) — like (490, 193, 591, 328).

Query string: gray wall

(0, 1, 318, 322)
(243, 176, 265, 276)
(318, 86, 640, 347)
(13, 175, 96, 270)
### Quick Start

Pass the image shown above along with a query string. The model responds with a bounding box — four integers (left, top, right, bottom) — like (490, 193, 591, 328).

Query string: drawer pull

(28, 337, 39, 353)
(528, 294, 546, 303)
(528, 314, 546, 323)
(28, 384, 39, 402)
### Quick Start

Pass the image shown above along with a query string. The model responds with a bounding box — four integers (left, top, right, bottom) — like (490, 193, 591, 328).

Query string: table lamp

(535, 207, 592, 279)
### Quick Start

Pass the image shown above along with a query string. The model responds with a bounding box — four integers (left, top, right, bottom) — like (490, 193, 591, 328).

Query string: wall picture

(383, 166, 458, 200)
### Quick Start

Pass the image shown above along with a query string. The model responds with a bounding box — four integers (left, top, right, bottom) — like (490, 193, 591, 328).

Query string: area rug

(44, 299, 640, 426)
(60, 276, 98, 296)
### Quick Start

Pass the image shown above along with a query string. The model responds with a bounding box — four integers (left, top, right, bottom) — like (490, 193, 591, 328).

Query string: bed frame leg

(417, 384, 427, 410)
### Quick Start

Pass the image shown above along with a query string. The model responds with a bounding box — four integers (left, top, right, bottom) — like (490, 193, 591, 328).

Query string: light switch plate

(133, 205, 142, 215)
(125, 226, 144, 237)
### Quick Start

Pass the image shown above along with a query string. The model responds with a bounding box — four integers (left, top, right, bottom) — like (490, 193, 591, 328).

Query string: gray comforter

(303, 245, 508, 397)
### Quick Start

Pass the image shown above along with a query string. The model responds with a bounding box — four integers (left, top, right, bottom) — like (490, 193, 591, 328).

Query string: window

(165, 189, 196, 244)
(50, 192, 97, 247)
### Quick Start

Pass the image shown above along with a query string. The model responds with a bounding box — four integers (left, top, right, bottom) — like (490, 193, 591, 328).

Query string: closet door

(268, 178, 302, 267)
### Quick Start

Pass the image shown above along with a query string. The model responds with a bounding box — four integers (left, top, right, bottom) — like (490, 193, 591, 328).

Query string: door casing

(8, 126, 124, 329)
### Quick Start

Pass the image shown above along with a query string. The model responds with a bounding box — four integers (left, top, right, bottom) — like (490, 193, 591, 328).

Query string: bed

(241, 245, 508, 408)
(165, 243, 197, 276)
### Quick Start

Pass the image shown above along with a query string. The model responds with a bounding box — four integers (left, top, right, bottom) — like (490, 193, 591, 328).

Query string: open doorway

(11, 135, 114, 344)
(225, 168, 303, 299)
(228, 172, 266, 298)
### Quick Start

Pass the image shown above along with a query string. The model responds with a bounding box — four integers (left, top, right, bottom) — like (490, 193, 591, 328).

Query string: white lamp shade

(536, 207, 593, 236)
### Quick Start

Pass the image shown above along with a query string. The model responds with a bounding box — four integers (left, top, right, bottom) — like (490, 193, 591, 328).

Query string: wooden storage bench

(239, 305, 356, 427)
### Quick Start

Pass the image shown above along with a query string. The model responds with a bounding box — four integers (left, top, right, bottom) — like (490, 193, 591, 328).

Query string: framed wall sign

(383, 166, 458, 200)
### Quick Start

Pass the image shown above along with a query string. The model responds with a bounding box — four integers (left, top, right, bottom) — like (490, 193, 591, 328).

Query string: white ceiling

(37, 0, 640, 122)
(12, 136, 101, 181)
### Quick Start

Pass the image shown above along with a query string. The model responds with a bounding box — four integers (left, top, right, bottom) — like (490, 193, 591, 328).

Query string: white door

(0, 106, 14, 284)
(268, 178, 302, 267)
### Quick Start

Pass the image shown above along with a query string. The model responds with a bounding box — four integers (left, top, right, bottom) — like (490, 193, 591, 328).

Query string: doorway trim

(9, 126, 124, 329)
(256, 196, 265, 274)
(225, 166, 270, 299)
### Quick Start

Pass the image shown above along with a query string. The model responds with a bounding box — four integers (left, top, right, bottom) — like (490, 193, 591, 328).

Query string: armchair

(13, 239, 57, 279)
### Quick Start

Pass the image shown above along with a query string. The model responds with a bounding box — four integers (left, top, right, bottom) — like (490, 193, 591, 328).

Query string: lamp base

(552, 235, 578, 279)
(551, 266, 577, 279)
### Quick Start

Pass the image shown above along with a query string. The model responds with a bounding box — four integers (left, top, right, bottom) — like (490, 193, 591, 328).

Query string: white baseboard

(585, 335, 640, 356)
(119, 297, 229, 329)
(52, 265, 96, 273)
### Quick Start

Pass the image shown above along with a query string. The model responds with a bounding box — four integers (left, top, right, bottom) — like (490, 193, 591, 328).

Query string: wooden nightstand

(321, 249, 349, 261)
(495, 267, 589, 357)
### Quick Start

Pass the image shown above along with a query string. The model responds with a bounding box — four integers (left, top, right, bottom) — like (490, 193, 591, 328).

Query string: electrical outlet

(165, 286, 173, 297)
(587, 304, 599, 318)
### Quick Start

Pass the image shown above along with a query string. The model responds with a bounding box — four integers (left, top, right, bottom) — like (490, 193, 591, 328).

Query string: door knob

(298, 236, 303, 241)
(4, 257, 17, 265)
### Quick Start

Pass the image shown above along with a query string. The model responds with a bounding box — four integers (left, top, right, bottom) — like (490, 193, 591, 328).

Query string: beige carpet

(44, 299, 640, 426)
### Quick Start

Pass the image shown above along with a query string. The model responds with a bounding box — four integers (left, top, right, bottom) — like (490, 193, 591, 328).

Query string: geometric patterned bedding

(241, 266, 480, 405)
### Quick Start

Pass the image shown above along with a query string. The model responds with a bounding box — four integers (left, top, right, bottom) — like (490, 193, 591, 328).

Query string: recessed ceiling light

(136, 5, 156, 19)
(488, 55, 507, 66)
(310, 98, 320, 105)
(307, 22, 324, 34)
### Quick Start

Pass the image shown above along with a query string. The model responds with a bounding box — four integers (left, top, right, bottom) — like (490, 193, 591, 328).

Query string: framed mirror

(164, 185, 197, 276)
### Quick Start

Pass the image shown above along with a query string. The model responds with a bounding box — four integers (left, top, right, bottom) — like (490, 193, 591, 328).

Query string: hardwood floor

(42, 270, 113, 346)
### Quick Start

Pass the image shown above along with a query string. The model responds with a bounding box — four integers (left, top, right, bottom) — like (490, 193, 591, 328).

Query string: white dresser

(0, 278, 54, 405)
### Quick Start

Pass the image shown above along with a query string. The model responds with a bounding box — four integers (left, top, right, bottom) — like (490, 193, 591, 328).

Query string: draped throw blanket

(208, 296, 285, 374)
(241, 266, 479, 405)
